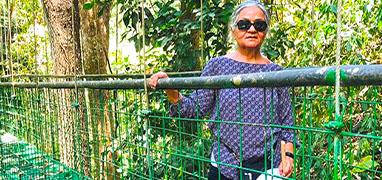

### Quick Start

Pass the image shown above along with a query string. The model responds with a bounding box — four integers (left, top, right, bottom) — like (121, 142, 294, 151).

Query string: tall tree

(41, 0, 115, 178)
(79, 0, 115, 179)
(41, 0, 89, 174)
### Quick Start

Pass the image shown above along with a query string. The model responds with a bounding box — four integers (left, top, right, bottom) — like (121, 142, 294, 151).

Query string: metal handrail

(0, 71, 201, 79)
(0, 65, 381, 89)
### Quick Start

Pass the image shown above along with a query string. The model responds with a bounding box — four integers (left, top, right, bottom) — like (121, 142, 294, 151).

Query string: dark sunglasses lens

(254, 21, 267, 32)
(237, 20, 251, 30)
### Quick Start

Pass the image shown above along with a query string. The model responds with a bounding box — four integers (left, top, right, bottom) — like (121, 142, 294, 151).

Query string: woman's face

(232, 6, 267, 50)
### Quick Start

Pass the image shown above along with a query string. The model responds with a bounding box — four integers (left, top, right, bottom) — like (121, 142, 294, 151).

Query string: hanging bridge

(1, 0, 381, 179)
(0, 65, 381, 179)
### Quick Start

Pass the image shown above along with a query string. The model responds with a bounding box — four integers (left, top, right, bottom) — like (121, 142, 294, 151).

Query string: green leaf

(178, 166, 183, 177)
(83, 1, 94, 10)
(351, 155, 380, 174)
(267, 49, 279, 59)
(330, 5, 337, 15)
(378, 21, 382, 31)
(345, 41, 352, 52)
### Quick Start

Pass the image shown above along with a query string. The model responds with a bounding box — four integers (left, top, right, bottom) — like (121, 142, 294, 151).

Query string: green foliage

(1, 0, 381, 179)
(121, 0, 238, 71)
(120, 0, 381, 73)
(261, 23, 295, 61)
(351, 155, 380, 174)
(83, 1, 95, 10)
(0, 0, 49, 75)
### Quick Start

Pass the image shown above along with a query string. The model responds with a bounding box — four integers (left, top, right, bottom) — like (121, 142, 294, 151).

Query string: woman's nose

(247, 25, 257, 32)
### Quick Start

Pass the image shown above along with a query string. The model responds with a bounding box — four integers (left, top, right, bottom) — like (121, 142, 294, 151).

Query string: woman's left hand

(278, 156, 294, 177)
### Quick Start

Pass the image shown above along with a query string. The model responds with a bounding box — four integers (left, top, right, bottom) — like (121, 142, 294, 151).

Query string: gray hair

(230, 0, 270, 32)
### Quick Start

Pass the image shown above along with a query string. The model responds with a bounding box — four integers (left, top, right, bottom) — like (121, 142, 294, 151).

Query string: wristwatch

(285, 152, 294, 159)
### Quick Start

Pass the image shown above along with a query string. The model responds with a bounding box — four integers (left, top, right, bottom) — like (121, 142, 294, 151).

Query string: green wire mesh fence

(0, 65, 381, 179)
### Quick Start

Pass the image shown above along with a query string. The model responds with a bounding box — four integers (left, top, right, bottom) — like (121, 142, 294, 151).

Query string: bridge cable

(140, 0, 153, 179)
(6, 0, 15, 96)
(333, 0, 343, 179)
(14, 0, 19, 75)
(0, 1, 5, 74)
(200, 0, 204, 68)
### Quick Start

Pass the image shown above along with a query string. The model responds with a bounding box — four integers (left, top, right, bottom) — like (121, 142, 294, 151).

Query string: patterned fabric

(169, 56, 297, 180)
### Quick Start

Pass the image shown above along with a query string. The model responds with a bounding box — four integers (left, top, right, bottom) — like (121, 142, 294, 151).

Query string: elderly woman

(150, 0, 296, 179)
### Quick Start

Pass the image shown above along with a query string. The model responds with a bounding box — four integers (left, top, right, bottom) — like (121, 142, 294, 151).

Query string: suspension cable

(115, 1, 119, 75)
(72, 0, 82, 172)
(335, 0, 342, 119)
(311, 0, 314, 66)
(0, 2, 4, 75)
(6, 0, 15, 96)
(141, 0, 148, 106)
(33, 0, 38, 74)
(200, 0, 204, 68)
(3, 2, 7, 75)
(14, 0, 19, 75)
(140, 0, 153, 179)
(333, 0, 343, 179)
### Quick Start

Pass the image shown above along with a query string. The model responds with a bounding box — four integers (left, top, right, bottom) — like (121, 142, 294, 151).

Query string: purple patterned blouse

(170, 56, 296, 179)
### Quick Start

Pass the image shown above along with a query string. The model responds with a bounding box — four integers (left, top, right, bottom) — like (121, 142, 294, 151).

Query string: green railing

(0, 65, 381, 179)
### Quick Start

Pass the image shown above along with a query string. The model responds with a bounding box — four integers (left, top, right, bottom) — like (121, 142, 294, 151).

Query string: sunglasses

(236, 19, 268, 32)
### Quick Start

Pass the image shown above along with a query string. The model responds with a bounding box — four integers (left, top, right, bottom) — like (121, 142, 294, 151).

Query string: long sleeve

(169, 59, 217, 118)
(277, 87, 298, 144)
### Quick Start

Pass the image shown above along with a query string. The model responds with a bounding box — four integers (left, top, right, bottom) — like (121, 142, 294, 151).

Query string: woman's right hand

(149, 72, 168, 89)
(149, 72, 181, 104)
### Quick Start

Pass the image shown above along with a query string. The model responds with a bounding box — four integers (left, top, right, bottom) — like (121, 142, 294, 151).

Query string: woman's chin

(242, 44, 261, 49)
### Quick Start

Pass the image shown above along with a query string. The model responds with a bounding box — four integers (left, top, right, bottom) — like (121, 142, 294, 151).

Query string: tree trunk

(41, 0, 88, 174)
(78, 1, 116, 179)
(177, 1, 202, 71)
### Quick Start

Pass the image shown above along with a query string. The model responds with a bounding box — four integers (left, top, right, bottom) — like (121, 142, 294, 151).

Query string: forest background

(0, 0, 381, 179)
(1, 0, 380, 76)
